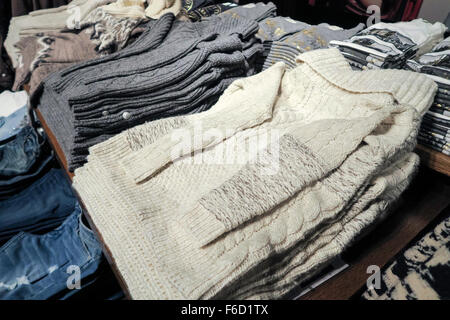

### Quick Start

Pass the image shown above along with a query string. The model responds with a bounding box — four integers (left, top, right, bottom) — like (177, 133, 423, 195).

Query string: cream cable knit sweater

(73, 48, 436, 299)
(145, 0, 181, 19)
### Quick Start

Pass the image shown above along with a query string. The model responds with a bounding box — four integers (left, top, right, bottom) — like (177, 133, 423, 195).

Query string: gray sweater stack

(220, 2, 364, 70)
(34, 13, 263, 171)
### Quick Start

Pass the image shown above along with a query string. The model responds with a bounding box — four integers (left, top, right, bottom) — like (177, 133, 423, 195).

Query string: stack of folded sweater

(220, 2, 364, 70)
(73, 48, 437, 299)
(35, 13, 263, 171)
(406, 37, 450, 155)
(0, 89, 55, 200)
(330, 19, 447, 70)
(8, 0, 242, 95)
(0, 125, 55, 201)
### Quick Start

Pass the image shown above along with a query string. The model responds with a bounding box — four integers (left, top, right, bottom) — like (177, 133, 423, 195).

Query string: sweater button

(122, 112, 131, 120)
(1, 73, 5, 78)
(102, 110, 109, 116)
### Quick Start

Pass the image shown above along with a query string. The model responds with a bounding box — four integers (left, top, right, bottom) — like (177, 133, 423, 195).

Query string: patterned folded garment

(35, 13, 263, 171)
(363, 210, 450, 300)
(219, 3, 364, 71)
(0, 35, 13, 94)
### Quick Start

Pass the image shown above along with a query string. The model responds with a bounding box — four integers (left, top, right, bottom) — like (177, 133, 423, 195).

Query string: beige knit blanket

(73, 48, 437, 299)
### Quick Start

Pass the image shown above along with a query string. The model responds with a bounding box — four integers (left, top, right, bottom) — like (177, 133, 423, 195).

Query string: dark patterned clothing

(363, 213, 450, 300)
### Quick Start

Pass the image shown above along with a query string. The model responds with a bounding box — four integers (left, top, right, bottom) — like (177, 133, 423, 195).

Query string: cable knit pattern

(73, 48, 437, 299)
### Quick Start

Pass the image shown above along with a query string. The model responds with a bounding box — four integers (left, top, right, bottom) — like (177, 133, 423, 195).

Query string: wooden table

(35, 108, 450, 300)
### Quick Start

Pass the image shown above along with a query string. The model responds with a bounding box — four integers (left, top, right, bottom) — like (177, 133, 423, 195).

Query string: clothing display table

(34, 106, 450, 300)
(2, 0, 448, 302)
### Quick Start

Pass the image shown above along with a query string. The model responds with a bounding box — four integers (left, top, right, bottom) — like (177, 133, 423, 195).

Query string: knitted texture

(35, 13, 263, 171)
(145, 0, 182, 19)
(73, 48, 437, 299)
(362, 214, 450, 300)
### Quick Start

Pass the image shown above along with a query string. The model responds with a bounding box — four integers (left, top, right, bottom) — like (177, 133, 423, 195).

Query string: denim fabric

(37, 13, 262, 171)
(0, 106, 29, 143)
(0, 126, 38, 177)
(0, 168, 76, 242)
(0, 204, 103, 300)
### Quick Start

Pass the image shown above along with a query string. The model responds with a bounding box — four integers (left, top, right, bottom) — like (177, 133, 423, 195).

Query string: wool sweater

(73, 48, 437, 299)
(36, 13, 262, 170)
(12, 7, 145, 95)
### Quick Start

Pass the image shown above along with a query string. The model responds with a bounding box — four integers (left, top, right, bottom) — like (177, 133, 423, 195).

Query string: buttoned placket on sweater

(73, 48, 437, 299)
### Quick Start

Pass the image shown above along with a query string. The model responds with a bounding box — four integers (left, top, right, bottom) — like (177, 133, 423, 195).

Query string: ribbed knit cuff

(178, 203, 227, 248)
(297, 48, 438, 116)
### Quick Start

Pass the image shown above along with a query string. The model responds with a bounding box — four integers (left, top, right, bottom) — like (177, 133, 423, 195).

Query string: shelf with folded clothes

(32, 63, 450, 301)
(301, 167, 450, 300)
(406, 35, 450, 176)
(330, 18, 450, 177)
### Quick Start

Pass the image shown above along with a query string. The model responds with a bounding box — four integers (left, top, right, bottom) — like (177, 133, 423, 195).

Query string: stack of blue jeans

(0, 126, 55, 199)
(0, 125, 123, 299)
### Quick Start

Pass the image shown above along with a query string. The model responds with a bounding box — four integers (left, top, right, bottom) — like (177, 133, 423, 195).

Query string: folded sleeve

(178, 133, 329, 247)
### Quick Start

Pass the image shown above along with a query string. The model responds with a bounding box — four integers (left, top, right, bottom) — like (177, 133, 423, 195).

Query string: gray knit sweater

(35, 13, 263, 170)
